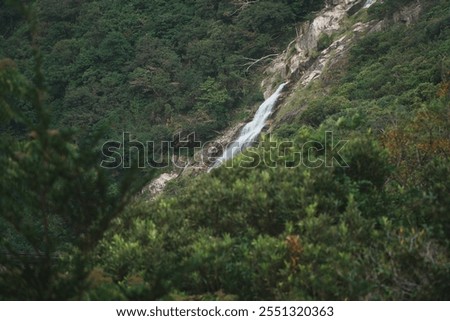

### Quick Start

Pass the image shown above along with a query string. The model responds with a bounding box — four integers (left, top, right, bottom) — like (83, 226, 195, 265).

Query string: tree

(0, 3, 140, 299)
(195, 77, 230, 118)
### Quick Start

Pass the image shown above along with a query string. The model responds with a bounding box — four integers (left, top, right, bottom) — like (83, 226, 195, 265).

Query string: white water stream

(364, 0, 377, 9)
(209, 83, 286, 170)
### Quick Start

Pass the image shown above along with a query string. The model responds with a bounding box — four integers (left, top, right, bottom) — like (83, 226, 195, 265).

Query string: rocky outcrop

(262, 0, 425, 131)
(143, 172, 178, 200)
(371, 0, 423, 32)
(262, 0, 424, 101)
(141, 120, 246, 199)
(262, 0, 378, 98)
(392, 2, 422, 25)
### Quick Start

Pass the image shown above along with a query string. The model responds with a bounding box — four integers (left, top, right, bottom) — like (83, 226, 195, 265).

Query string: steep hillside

(0, 0, 449, 300)
(100, 0, 449, 300)
(0, 0, 325, 143)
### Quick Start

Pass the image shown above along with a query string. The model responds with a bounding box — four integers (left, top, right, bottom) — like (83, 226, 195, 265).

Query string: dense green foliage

(0, 1, 144, 299)
(90, 0, 450, 300)
(0, 0, 325, 142)
(1, 0, 449, 300)
(0, 0, 326, 300)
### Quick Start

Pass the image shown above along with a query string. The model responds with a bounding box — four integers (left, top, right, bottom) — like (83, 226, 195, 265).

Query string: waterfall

(209, 83, 286, 170)
(363, 0, 376, 8)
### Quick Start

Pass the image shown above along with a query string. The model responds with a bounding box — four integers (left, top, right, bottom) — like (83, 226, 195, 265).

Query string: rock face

(260, 0, 425, 132)
(262, 0, 424, 100)
(142, 121, 246, 199)
(143, 172, 178, 200)
(393, 1, 422, 25)
(368, 1, 422, 34)
(262, 0, 374, 98)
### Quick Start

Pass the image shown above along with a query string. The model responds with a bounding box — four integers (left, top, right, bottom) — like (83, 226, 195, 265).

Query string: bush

(317, 33, 332, 51)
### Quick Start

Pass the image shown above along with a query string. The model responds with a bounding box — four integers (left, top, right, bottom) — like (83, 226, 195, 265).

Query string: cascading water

(363, 0, 377, 8)
(209, 83, 286, 170)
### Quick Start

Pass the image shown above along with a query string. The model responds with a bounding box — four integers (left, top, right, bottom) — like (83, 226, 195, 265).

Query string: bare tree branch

(242, 54, 278, 72)
(229, 0, 259, 16)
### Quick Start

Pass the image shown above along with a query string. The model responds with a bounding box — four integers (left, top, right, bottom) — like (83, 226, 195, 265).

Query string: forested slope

(93, 0, 449, 300)
(0, 0, 449, 300)
(1, 0, 324, 142)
